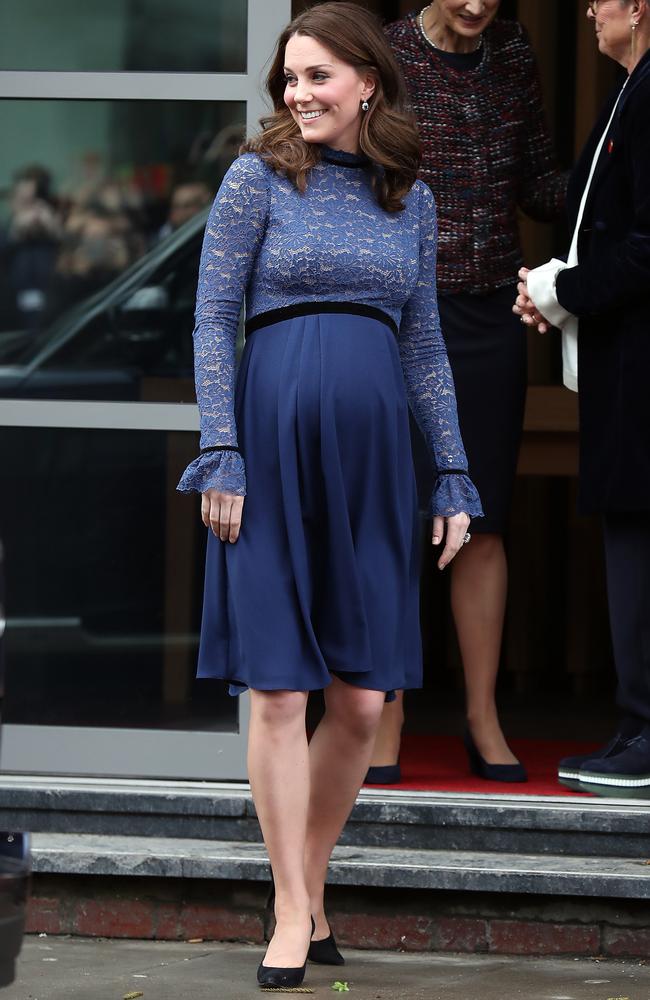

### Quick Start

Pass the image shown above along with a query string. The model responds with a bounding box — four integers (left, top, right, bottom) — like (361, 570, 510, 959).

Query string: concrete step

(30, 832, 650, 900)
(2, 777, 649, 859)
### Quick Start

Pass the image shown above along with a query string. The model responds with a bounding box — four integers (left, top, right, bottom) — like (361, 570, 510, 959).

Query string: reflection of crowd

(0, 162, 215, 333)
(0, 166, 61, 331)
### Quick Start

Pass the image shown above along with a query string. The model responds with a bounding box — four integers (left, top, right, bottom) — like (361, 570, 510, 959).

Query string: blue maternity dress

(178, 145, 482, 699)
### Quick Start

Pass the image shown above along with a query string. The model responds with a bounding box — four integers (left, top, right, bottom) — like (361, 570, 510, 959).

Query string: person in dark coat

(516, 0, 650, 797)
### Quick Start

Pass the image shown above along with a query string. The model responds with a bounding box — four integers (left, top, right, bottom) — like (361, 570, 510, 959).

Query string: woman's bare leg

(304, 677, 386, 939)
(451, 533, 518, 764)
(248, 689, 312, 966)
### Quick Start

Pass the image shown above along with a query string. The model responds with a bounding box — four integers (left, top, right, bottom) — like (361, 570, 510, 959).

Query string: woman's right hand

(201, 489, 245, 543)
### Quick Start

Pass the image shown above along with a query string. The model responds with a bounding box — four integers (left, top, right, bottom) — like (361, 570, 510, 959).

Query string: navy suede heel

(364, 762, 401, 784)
(463, 730, 527, 783)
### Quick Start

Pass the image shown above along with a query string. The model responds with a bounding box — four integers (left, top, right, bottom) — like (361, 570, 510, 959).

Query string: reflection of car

(0, 210, 217, 731)
(0, 208, 208, 401)
(0, 540, 32, 988)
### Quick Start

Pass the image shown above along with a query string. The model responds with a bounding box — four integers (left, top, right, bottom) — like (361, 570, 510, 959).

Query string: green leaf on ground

(331, 983, 350, 993)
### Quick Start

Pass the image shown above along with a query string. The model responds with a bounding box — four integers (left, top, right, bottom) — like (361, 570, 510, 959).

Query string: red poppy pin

(608, 139, 614, 154)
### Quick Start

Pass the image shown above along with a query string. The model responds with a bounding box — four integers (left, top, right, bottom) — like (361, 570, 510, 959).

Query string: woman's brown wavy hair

(241, 2, 421, 213)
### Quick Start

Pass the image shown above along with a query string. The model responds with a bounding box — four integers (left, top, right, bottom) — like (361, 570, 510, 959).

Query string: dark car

(0, 538, 31, 988)
(0, 833, 30, 989)
(0, 208, 208, 401)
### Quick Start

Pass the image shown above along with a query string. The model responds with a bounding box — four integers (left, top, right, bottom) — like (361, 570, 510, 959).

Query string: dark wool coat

(556, 50, 650, 514)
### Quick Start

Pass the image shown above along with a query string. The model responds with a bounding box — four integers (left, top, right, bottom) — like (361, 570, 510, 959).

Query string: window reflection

(33, 225, 204, 402)
(0, 0, 247, 73)
(0, 100, 245, 398)
(0, 425, 236, 732)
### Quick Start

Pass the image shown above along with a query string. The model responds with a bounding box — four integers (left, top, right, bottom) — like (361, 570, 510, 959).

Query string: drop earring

(361, 99, 369, 112)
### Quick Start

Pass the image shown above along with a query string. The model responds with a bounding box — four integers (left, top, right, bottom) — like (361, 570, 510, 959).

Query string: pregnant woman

(178, 3, 481, 988)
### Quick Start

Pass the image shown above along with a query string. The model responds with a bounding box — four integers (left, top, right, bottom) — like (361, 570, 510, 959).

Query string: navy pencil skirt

(409, 286, 527, 532)
(196, 305, 423, 699)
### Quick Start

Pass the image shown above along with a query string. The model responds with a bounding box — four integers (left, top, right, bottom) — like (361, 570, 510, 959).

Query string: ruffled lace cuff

(429, 473, 484, 519)
(177, 449, 246, 496)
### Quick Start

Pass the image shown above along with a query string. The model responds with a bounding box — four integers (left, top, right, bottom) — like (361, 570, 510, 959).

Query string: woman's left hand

(432, 511, 471, 570)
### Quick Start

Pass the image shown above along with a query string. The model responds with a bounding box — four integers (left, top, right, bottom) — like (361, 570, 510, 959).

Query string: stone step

(1, 777, 649, 859)
(31, 832, 650, 900)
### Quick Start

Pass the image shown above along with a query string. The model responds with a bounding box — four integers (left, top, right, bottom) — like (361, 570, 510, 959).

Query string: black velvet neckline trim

(320, 145, 369, 168)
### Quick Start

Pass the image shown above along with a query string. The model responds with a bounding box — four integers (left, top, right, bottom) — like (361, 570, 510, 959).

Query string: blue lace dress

(178, 146, 482, 698)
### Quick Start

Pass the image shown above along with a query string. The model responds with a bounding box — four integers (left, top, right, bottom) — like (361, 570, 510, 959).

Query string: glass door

(0, 0, 291, 779)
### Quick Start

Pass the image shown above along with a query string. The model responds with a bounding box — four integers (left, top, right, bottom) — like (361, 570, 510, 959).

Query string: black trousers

(603, 511, 650, 725)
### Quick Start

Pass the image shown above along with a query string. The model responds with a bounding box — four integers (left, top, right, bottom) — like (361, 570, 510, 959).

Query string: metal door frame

(0, 0, 291, 780)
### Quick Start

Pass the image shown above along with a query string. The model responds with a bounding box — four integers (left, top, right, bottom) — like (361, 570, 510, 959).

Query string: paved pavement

(4, 935, 650, 1000)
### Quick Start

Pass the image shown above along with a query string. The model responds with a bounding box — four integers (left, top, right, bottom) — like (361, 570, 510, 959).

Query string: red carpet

(364, 734, 600, 796)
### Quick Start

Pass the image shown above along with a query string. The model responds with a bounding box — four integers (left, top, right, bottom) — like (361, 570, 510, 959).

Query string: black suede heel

(308, 929, 345, 965)
(257, 916, 315, 989)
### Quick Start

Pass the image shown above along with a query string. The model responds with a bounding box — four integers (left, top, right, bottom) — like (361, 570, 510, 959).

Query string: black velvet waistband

(245, 302, 398, 338)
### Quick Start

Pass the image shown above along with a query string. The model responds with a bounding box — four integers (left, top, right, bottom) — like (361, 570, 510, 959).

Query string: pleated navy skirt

(197, 304, 423, 700)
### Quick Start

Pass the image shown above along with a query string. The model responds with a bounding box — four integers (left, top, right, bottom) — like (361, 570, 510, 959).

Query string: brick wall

(26, 875, 650, 959)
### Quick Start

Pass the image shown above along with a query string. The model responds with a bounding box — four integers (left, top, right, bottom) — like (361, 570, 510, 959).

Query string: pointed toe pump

(257, 917, 315, 990)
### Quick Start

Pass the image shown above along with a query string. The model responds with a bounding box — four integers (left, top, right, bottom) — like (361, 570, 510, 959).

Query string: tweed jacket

(385, 15, 566, 295)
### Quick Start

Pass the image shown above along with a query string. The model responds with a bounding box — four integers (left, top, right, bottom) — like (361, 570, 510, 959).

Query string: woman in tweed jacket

(366, 0, 566, 785)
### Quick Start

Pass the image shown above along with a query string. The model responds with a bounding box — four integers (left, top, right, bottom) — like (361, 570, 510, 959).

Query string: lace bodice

(178, 148, 482, 518)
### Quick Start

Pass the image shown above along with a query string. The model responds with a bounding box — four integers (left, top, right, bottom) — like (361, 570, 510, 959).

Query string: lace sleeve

(177, 154, 270, 495)
(399, 184, 483, 520)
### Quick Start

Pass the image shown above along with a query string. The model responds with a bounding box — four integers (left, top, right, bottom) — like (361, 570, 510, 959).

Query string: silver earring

(361, 99, 369, 112)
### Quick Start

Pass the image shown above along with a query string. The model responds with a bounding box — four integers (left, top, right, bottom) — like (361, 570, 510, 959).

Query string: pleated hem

(224, 674, 407, 704)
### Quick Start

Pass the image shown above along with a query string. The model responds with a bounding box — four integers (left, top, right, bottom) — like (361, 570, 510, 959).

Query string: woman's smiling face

(283, 33, 375, 154)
